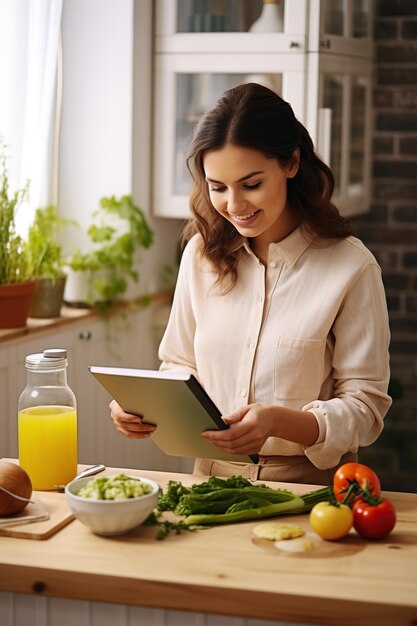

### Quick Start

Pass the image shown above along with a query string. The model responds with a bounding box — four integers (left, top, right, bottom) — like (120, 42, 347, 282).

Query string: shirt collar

(242, 226, 316, 268)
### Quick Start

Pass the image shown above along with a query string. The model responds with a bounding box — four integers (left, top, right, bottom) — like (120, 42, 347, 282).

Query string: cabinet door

(307, 53, 372, 216)
(72, 308, 184, 472)
(156, 0, 308, 41)
(309, 0, 374, 57)
(153, 54, 305, 218)
(0, 346, 15, 458)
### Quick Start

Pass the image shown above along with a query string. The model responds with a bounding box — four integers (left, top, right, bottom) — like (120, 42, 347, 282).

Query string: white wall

(131, 0, 184, 297)
(59, 0, 134, 246)
(58, 0, 183, 297)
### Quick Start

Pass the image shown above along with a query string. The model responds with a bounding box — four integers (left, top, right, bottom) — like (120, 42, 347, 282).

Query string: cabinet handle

(79, 330, 92, 341)
(320, 39, 331, 49)
(289, 41, 300, 48)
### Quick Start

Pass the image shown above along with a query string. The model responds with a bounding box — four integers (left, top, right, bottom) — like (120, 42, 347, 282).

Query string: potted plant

(0, 147, 34, 329)
(26, 204, 73, 318)
(64, 194, 154, 311)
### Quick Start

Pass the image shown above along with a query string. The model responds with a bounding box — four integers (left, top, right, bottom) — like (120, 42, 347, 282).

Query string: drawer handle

(79, 330, 92, 341)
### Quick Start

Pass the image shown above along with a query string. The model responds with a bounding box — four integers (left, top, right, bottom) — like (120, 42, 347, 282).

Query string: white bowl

(65, 474, 159, 536)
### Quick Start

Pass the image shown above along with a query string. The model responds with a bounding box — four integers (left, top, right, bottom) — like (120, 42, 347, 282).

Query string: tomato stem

(341, 481, 361, 506)
(358, 484, 382, 506)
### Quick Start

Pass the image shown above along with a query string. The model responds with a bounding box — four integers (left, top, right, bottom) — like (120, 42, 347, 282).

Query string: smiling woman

(203, 144, 299, 264)
(109, 82, 392, 488)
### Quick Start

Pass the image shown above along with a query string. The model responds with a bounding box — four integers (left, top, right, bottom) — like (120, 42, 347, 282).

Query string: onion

(0, 460, 33, 516)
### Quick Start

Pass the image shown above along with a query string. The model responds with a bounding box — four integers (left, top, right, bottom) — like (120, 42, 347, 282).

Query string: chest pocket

(273, 336, 326, 401)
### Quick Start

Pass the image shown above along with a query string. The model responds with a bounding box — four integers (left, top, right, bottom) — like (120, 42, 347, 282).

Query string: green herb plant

(68, 194, 154, 309)
(0, 146, 30, 284)
(146, 475, 329, 539)
(26, 204, 74, 280)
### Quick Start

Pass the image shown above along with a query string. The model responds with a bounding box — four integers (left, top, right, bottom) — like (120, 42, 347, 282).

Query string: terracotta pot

(29, 276, 67, 318)
(0, 281, 36, 328)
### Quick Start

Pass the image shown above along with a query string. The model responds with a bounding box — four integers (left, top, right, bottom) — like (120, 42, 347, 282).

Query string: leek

(157, 475, 329, 527)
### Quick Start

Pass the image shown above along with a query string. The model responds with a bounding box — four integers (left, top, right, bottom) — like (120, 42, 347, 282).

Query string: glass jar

(18, 348, 78, 490)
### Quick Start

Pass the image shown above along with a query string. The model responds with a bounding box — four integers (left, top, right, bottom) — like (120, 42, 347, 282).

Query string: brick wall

(351, 0, 417, 492)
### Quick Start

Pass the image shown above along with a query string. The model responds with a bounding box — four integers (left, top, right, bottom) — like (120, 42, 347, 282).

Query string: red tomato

(352, 497, 396, 540)
(333, 463, 381, 503)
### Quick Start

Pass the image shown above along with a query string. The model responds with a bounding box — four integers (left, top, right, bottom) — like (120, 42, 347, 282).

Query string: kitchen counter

(0, 466, 416, 626)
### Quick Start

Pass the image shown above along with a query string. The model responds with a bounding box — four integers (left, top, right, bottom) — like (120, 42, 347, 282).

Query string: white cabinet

(152, 0, 374, 219)
(0, 305, 191, 473)
(307, 0, 374, 214)
(0, 347, 16, 459)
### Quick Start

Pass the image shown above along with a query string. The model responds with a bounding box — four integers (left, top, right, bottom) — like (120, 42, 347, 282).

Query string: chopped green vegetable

(77, 473, 152, 500)
(144, 511, 203, 540)
(156, 475, 329, 527)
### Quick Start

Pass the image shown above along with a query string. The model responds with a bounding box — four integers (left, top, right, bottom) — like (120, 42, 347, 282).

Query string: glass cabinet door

(320, 74, 343, 197)
(175, 0, 284, 33)
(156, 0, 308, 50)
(322, 0, 372, 38)
(317, 56, 372, 214)
(315, 0, 373, 56)
(174, 72, 282, 196)
(154, 50, 305, 218)
(349, 76, 367, 194)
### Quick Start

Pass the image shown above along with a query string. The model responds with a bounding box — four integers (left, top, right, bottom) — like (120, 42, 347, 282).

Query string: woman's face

(203, 144, 299, 261)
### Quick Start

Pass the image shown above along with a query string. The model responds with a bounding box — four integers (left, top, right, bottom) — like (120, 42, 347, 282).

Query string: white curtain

(0, 0, 63, 232)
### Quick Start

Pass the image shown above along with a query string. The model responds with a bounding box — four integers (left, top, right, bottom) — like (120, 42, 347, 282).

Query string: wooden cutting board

(0, 491, 74, 540)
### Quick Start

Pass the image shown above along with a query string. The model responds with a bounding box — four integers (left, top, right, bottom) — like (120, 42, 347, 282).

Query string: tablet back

(89, 366, 257, 463)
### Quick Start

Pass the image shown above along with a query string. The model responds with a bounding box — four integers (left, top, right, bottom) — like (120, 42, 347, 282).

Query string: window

(0, 0, 63, 233)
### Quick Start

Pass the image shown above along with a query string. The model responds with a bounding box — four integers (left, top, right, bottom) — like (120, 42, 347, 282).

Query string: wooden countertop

(0, 466, 416, 626)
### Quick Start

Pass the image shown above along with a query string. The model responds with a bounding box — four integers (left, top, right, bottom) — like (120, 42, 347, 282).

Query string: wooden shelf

(0, 289, 173, 347)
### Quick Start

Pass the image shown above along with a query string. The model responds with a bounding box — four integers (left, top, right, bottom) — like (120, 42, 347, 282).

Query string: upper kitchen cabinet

(153, 0, 374, 219)
(306, 0, 374, 214)
(309, 0, 373, 57)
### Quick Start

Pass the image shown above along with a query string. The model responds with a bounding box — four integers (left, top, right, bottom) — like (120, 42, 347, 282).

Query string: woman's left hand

(201, 404, 272, 455)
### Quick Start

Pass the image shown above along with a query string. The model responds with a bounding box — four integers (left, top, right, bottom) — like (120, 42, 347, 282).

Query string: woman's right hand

(109, 399, 156, 439)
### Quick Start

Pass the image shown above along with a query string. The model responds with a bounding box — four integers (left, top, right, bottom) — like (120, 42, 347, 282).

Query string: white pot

(63, 268, 93, 308)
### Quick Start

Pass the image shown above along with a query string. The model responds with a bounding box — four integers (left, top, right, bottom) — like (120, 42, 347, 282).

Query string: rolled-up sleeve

(303, 262, 392, 469)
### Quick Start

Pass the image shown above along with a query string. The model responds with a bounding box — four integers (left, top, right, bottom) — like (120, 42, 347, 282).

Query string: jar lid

(25, 348, 68, 370)
(43, 348, 67, 359)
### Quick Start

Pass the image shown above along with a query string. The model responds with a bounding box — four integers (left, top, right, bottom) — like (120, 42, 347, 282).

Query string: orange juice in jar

(18, 349, 78, 490)
(18, 405, 77, 490)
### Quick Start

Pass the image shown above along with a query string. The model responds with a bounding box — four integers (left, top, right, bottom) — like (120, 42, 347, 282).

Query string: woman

(110, 83, 391, 485)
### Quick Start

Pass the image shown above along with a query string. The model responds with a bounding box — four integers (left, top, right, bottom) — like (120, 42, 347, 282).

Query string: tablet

(89, 366, 259, 464)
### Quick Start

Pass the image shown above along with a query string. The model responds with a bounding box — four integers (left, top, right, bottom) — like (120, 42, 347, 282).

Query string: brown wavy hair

(183, 82, 352, 289)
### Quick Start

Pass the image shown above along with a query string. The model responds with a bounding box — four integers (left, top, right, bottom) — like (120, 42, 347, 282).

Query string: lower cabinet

(0, 304, 193, 474)
(0, 592, 295, 626)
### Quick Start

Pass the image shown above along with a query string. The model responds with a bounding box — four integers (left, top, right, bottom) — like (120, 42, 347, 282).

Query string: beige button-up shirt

(159, 228, 392, 470)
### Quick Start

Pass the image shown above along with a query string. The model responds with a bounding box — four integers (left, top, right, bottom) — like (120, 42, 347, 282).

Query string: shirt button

(248, 340, 255, 349)
(240, 389, 246, 398)
(269, 260, 277, 268)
